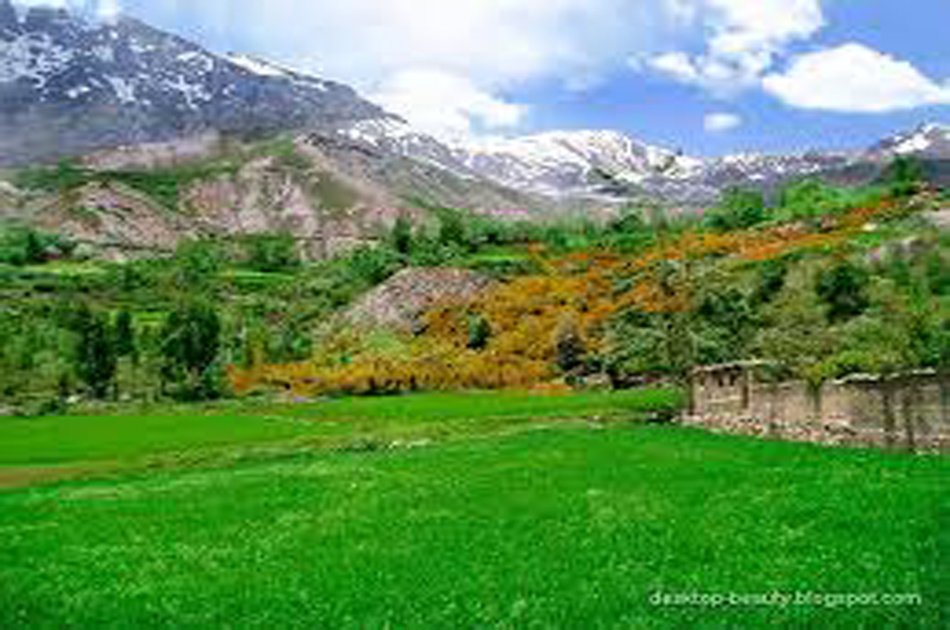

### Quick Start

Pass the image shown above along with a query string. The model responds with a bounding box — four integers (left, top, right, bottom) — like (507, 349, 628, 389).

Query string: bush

(705, 187, 769, 231)
(466, 314, 492, 351)
(242, 233, 300, 273)
(817, 261, 870, 323)
(344, 245, 402, 286)
(0, 227, 69, 266)
(554, 316, 587, 374)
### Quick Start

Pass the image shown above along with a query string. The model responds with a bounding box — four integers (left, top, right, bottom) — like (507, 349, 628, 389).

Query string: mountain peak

(0, 4, 385, 166)
(870, 121, 950, 157)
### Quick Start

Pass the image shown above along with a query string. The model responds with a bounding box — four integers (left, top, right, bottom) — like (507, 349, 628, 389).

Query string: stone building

(685, 361, 949, 451)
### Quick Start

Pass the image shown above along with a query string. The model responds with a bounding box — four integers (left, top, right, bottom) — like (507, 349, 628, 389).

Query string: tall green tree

(390, 215, 414, 256)
(113, 310, 137, 360)
(160, 301, 223, 401)
(73, 304, 117, 399)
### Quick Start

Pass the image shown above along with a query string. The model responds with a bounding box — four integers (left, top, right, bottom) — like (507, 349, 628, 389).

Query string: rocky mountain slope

(0, 0, 388, 166)
(1, 2, 948, 262)
(343, 119, 950, 206)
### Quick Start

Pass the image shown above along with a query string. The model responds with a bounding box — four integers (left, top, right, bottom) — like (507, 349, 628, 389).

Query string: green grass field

(0, 390, 681, 485)
(0, 391, 946, 627)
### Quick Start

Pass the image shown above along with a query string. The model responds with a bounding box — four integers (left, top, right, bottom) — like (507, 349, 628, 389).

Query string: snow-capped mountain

(341, 119, 950, 205)
(869, 123, 950, 160)
(2, 0, 948, 207)
(0, 0, 388, 165)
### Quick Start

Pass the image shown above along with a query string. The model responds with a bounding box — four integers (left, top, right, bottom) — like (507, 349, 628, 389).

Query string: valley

(1, 1, 948, 627)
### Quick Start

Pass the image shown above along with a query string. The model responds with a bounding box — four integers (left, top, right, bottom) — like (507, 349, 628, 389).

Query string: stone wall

(684, 363, 949, 451)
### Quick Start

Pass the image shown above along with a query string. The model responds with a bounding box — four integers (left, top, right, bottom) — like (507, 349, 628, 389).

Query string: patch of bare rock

(345, 267, 494, 333)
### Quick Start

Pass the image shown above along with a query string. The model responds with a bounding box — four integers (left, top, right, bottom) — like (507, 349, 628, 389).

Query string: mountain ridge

(2, 0, 949, 212)
(0, 0, 389, 166)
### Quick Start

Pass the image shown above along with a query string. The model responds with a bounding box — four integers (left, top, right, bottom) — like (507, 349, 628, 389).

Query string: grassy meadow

(1, 158, 947, 627)
(0, 390, 946, 628)
(0, 390, 681, 485)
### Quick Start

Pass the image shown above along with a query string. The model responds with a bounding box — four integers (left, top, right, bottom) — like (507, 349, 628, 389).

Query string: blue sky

(31, 1, 950, 155)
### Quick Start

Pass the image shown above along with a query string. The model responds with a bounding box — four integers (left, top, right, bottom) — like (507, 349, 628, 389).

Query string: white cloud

(14, 1, 121, 21)
(704, 112, 742, 132)
(649, 52, 700, 83)
(14, 0, 70, 7)
(763, 43, 950, 113)
(371, 69, 527, 141)
(156, 0, 661, 91)
(644, 0, 825, 95)
(123, 0, 681, 140)
(96, 0, 120, 22)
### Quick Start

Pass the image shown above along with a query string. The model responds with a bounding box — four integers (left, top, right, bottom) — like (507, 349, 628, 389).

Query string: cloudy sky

(23, 0, 950, 155)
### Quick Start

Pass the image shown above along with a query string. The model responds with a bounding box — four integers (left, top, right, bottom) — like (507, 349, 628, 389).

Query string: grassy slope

(0, 425, 945, 628)
(0, 390, 681, 476)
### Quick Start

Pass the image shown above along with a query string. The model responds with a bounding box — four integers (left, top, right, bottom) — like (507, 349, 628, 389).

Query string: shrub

(817, 261, 870, 323)
(554, 316, 587, 374)
(344, 245, 402, 286)
(705, 187, 769, 231)
(242, 233, 300, 273)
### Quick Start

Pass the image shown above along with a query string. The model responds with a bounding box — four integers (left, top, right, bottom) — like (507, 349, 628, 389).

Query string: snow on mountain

(339, 120, 840, 203)
(342, 121, 709, 199)
(2, 0, 948, 207)
(0, 0, 387, 165)
(870, 123, 950, 159)
(226, 53, 287, 78)
(450, 130, 701, 193)
(340, 116, 950, 205)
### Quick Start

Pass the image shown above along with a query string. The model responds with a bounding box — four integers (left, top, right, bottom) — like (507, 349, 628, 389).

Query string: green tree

(160, 301, 223, 401)
(73, 304, 117, 399)
(882, 156, 924, 197)
(755, 285, 839, 386)
(694, 287, 754, 365)
(172, 239, 223, 290)
(345, 245, 401, 286)
(438, 210, 467, 249)
(114, 310, 136, 360)
(390, 215, 414, 256)
(466, 314, 492, 351)
(24, 230, 46, 265)
(604, 314, 671, 380)
(751, 258, 788, 306)
(817, 261, 870, 323)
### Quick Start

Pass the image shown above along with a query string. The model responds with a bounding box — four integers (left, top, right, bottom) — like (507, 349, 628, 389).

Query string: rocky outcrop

(80, 132, 224, 171)
(32, 182, 193, 259)
(345, 268, 494, 333)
